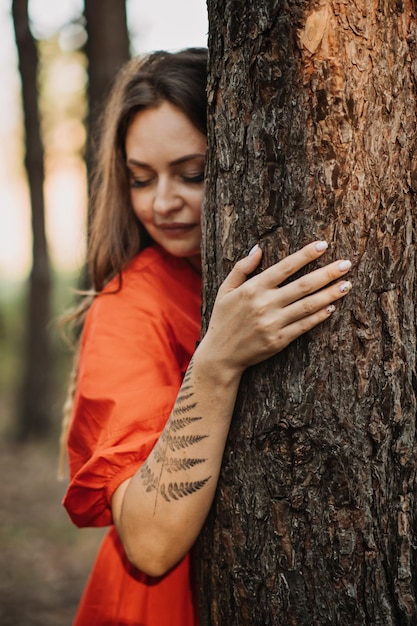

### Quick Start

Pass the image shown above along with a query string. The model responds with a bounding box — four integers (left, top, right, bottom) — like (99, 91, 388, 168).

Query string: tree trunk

(197, 1, 417, 624)
(12, 0, 53, 440)
(84, 0, 130, 193)
(80, 0, 130, 289)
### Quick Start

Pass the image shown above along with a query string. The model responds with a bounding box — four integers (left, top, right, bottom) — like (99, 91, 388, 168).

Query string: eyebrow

(127, 153, 206, 168)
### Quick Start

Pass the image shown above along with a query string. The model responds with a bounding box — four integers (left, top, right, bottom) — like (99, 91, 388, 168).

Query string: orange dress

(63, 245, 201, 626)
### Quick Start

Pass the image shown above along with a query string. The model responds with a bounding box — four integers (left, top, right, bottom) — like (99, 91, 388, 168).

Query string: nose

(153, 177, 183, 216)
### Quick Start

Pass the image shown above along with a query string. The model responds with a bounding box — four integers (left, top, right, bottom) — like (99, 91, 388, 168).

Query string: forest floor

(0, 434, 105, 626)
(0, 276, 107, 625)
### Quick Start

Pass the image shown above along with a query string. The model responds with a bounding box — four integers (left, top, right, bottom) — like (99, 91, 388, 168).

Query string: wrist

(193, 335, 244, 389)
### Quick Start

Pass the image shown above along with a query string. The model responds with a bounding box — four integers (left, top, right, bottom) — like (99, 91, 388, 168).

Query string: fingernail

(249, 244, 260, 256)
(339, 281, 352, 293)
(315, 241, 328, 252)
(326, 304, 336, 314)
(338, 260, 351, 271)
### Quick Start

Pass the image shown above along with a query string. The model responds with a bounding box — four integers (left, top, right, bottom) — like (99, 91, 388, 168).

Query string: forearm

(112, 241, 353, 576)
(112, 340, 242, 576)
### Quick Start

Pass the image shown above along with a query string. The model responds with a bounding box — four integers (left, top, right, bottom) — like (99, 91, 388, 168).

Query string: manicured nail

(338, 260, 351, 271)
(326, 304, 336, 314)
(339, 281, 352, 293)
(249, 244, 260, 256)
(315, 241, 328, 252)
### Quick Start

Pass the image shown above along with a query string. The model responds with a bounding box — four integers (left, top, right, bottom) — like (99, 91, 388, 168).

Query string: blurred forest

(1, 2, 129, 623)
(0, 0, 207, 623)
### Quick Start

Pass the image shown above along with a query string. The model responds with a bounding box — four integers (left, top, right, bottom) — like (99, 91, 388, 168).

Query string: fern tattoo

(140, 359, 211, 512)
(160, 479, 210, 502)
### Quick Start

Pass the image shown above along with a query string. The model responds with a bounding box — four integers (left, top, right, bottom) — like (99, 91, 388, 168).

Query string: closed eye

(130, 177, 151, 188)
(182, 172, 204, 184)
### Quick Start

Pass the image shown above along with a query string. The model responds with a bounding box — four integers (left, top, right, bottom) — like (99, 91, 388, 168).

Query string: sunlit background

(0, 0, 208, 282)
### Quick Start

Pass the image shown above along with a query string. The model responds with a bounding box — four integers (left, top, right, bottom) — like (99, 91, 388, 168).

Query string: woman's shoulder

(106, 245, 165, 284)
(104, 245, 179, 281)
(107, 245, 200, 294)
(92, 245, 200, 318)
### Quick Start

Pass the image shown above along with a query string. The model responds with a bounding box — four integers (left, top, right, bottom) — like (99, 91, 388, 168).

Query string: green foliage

(0, 270, 82, 440)
(0, 279, 25, 417)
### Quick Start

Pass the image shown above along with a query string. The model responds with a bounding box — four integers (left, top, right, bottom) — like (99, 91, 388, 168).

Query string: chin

(165, 244, 201, 259)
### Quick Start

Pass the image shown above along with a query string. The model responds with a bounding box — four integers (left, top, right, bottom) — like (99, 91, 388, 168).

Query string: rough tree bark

(197, 1, 417, 624)
(12, 0, 53, 440)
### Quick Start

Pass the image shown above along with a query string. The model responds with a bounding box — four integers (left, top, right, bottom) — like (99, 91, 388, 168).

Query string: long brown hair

(58, 48, 208, 478)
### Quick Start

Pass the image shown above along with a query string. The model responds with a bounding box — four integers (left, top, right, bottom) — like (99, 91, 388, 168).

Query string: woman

(62, 48, 352, 625)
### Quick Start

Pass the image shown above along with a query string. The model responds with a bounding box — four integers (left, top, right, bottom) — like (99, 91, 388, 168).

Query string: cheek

(192, 189, 204, 217)
(130, 192, 151, 223)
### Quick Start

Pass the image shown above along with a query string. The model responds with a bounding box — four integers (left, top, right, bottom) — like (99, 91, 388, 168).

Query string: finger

(277, 303, 341, 350)
(278, 279, 353, 328)
(218, 244, 263, 295)
(276, 259, 352, 308)
(255, 240, 329, 289)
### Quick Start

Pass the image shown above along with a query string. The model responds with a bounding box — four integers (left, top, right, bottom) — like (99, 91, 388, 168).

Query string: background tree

(197, 1, 417, 624)
(75, 0, 130, 291)
(83, 0, 130, 198)
(12, 0, 52, 440)
(9, 2, 131, 439)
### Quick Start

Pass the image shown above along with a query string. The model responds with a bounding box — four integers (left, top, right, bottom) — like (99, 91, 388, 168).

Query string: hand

(204, 241, 352, 374)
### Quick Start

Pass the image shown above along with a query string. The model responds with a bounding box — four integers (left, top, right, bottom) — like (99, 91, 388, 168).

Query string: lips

(156, 223, 197, 236)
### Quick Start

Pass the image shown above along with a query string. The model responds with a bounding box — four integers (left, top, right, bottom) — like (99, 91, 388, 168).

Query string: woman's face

(125, 101, 206, 269)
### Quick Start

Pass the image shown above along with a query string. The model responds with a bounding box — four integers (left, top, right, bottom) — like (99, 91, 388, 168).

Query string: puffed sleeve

(63, 267, 184, 528)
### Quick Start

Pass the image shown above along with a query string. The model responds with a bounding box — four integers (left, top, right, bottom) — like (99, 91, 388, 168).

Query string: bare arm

(111, 241, 352, 576)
